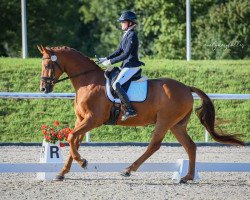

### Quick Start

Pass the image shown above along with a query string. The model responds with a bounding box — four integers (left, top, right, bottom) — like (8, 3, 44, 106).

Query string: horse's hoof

(179, 175, 194, 184)
(81, 159, 88, 169)
(120, 170, 131, 177)
(53, 174, 65, 181)
(179, 178, 188, 184)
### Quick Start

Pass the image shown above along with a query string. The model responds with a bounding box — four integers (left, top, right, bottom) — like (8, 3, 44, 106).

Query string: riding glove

(98, 57, 107, 63)
(102, 59, 111, 67)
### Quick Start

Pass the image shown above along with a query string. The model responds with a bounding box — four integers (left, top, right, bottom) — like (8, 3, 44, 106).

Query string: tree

(192, 0, 250, 59)
(0, 0, 83, 57)
(0, 0, 21, 56)
(135, 0, 186, 59)
(0, 0, 249, 59)
(27, 0, 83, 57)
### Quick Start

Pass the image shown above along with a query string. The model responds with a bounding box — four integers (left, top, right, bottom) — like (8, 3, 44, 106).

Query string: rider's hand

(102, 59, 111, 67)
(98, 57, 107, 63)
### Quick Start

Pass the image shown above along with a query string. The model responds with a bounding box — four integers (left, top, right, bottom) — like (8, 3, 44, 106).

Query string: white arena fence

(0, 92, 249, 181)
(0, 92, 249, 100)
(0, 160, 250, 182)
(0, 92, 249, 143)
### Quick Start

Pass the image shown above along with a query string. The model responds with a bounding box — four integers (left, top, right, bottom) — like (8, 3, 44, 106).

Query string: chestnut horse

(38, 45, 244, 183)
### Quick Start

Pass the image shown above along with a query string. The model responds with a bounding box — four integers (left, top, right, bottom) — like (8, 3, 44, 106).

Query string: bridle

(41, 52, 99, 87)
(41, 54, 63, 86)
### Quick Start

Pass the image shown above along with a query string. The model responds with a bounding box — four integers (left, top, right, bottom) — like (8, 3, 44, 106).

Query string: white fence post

(172, 159, 200, 182)
(86, 132, 90, 142)
(205, 130, 209, 143)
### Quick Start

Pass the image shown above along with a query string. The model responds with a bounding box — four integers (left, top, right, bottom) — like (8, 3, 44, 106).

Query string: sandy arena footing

(0, 146, 249, 200)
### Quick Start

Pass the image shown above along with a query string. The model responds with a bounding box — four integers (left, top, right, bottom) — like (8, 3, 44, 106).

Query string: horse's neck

(62, 53, 105, 91)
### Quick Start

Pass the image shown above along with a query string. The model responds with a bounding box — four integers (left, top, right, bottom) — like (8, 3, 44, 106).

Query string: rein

(42, 54, 98, 85)
(55, 68, 98, 84)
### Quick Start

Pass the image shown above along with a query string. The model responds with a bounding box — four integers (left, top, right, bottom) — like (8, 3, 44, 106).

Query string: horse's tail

(190, 86, 245, 146)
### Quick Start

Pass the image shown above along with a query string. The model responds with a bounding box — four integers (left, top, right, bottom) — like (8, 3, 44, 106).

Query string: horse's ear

(37, 45, 51, 55)
(44, 47, 52, 55)
(37, 45, 44, 54)
(44, 47, 52, 54)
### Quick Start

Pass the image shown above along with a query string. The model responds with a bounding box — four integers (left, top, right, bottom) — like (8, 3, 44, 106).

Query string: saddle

(104, 66, 148, 103)
(104, 66, 148, 125)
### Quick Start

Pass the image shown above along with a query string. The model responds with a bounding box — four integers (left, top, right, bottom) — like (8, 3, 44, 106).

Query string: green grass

(0, 58, 249, 142)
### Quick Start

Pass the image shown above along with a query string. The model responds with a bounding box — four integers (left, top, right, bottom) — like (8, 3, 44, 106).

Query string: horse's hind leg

(121, 119, 168, 177)
(170, 111, 197, 183)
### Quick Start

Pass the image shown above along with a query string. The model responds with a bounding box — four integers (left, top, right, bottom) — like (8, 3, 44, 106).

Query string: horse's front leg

(67, 117, 97, 167)
(54, 134, 85, 181)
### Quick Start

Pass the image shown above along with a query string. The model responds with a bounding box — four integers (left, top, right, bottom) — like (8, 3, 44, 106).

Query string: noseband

(41, 52, 99, 87)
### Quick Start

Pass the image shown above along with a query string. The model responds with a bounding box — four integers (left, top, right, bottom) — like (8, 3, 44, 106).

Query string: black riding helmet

(117, 11, 137, 23)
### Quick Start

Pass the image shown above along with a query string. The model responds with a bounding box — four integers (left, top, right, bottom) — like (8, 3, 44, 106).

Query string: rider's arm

(109, 32, 136, 65)
(107, 44, 122, 59)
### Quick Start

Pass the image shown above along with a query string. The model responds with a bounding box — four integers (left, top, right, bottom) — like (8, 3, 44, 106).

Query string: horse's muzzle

(40, 84, 53, 93)
(40, 78, 54, 93)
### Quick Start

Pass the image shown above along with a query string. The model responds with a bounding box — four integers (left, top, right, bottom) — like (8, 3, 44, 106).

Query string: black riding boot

(115, 83, 137, 121)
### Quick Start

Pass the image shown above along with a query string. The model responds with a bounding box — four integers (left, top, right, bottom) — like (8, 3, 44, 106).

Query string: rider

(99, 11, 144, 121)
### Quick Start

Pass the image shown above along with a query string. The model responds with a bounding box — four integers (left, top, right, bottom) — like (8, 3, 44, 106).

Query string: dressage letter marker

(50, 146, 60, 159)
(37, 140, 63, 180)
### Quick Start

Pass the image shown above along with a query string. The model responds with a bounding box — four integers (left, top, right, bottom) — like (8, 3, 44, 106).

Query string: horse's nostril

(40, 87, 45, 92)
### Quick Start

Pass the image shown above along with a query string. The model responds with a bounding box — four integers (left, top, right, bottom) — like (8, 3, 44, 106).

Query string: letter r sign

(50, 146, 59, 158)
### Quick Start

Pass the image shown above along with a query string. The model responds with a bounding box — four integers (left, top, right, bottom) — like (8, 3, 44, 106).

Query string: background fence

(1, 92, 249, 143)
(1, 92, 249, 100)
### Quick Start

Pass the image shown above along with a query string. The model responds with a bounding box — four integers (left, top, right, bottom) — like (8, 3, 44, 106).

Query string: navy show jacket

(107, 29, 144, 68)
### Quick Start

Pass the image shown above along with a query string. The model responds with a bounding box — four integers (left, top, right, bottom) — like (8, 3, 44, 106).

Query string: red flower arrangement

(40, 121, 72, 147)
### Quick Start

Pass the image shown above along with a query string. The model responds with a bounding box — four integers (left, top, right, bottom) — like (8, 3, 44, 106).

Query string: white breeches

(112, 67, 141, 90)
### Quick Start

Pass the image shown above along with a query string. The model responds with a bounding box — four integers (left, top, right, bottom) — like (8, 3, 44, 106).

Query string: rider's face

(121, 21, 129, 30)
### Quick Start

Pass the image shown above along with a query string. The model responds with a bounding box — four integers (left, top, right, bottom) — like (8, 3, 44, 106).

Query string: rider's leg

(112, 67, 140, 121)
(112, 67, 141, 87)
(115, 82, 137, 121)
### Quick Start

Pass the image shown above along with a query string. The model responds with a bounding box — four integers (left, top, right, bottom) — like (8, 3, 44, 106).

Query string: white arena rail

(0, 92, 249, 143)
(0, 162, 178, 173)
(0, 160, 249, 181)
(1, 93, 249, 182)
(0, 92, 250, 100)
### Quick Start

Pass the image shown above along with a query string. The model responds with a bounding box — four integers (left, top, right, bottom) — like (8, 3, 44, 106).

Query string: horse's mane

(50, 46, 84, 57)
(48, 46, 101, 69)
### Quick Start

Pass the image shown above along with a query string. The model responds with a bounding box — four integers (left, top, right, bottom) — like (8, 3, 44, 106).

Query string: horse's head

(37, 45, 64, 93)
